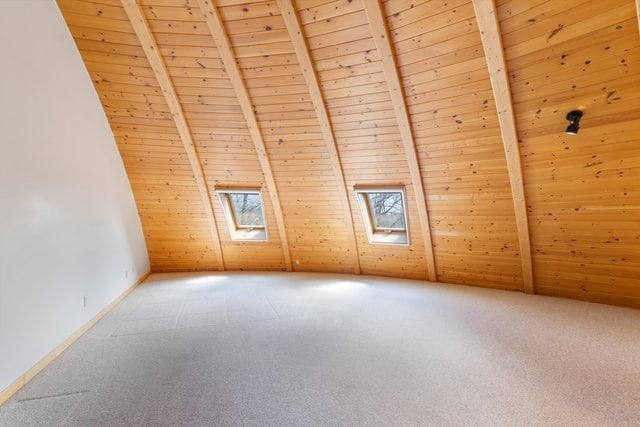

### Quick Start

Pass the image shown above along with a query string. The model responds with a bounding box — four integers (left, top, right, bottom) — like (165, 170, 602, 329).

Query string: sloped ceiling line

(472, 0, 535, 294)
(636, 0, 640, 38)
(277, 0, 361, 275)
(361, 0, 438, 282)
(197, 0, 293, 271)
(120, 0, 226, 270)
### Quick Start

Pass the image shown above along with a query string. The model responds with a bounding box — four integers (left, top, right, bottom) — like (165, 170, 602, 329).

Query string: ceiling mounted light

(565, 110, 583, 135)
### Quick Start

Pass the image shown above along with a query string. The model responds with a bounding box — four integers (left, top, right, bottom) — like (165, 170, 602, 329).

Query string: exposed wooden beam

(197, 0, 292, 271)
(636, 0, 640, 38)
(472, 0, 535, 294)
(277, 0, 361, 275)
(362, 0, 437, 282)
(120, 0, 225, 270)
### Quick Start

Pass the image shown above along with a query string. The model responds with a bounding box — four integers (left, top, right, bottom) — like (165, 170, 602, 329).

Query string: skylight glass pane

(229, 193, 264, 227)
(367, 192, 405, 230)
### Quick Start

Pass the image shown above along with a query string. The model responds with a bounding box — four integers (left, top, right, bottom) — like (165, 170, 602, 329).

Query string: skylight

(355, 187, 409, 245)
(217, 189, 268, 241)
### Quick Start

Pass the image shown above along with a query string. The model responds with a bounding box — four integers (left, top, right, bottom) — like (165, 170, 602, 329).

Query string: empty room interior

(1, 0, 640, 424)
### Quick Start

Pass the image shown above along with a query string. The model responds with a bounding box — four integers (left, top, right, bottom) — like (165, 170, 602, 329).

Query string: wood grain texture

(299, 0, 429, 280)
(59, 0, 222, 272)
(277, 0, 361, 274)
(56, 0, 640, 307)
(637, 0, 640, 38)
(139, 0, 286, 272)
(472, 0, 534, 294)
(362, 0, 437, 282)
(197, 0, 293, 271)
(121, 0, 225, 270)
(216, 0, 359, 274)
(497, 0, 640, 307)
(385, 0, 524, 291)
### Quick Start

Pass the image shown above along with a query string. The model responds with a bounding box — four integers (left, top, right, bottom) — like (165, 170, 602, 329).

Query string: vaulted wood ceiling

(57, 0, 640, 307)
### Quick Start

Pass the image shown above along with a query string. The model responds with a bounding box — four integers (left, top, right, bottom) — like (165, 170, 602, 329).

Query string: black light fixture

(565, 110, 583, 135)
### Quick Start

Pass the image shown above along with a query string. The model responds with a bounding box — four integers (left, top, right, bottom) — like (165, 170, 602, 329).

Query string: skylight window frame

(354, 186, 410, 246)
(217, 188, 268, 242)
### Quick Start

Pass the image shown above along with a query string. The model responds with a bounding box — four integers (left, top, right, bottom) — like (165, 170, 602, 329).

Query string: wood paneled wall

(296, 0, 430, 279)
(60, 0, 220, 271)
(57, 0, 640, 307)
(137, 0, 288, 271)
(383, 0, 524, 290)
(497, 0, 640, 306)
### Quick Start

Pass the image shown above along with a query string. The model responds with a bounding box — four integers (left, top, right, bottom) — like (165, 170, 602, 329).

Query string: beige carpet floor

(1, 272, 639, 425)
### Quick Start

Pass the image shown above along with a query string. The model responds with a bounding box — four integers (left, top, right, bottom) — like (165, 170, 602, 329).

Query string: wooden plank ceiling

(57, 0, 640, 307)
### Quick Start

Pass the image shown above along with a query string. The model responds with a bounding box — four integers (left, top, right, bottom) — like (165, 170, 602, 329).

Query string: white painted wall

(0, 1, 150, 392)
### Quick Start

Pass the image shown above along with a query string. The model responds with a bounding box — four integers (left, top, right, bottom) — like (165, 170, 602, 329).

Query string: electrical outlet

(83, 296, 88, 308)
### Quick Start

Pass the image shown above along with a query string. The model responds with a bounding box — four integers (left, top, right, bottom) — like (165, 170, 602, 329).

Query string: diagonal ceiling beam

(362, 0, 437, 282)
(120, 0, 225, 271)
(472, 0, 534, 294)
(636, 0, 640, 38)
(197, 0, 292, 271)
(277, 0, 361, 275)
